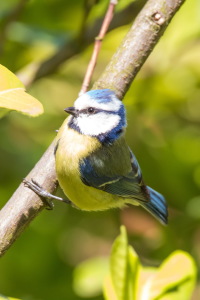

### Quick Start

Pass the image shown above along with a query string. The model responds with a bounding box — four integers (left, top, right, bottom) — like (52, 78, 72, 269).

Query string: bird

(53, 89, 168, 225)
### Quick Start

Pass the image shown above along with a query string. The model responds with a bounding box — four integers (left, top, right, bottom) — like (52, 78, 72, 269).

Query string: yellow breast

(56, 118, 101, 172)
(55, 119, 123, 210)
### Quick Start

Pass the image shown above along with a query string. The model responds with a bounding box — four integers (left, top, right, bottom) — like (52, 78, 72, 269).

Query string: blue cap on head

(86, 89, 115, 103)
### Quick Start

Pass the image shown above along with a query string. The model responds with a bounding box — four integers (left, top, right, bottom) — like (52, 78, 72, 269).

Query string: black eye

(87, 107, 95, 114)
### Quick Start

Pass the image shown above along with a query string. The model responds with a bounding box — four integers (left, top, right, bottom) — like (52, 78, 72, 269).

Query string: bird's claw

(23, 178, 54, 210)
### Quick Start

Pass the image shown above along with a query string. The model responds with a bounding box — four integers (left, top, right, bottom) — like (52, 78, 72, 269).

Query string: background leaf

(108, 226, 141, 300)
(106, 229, 197, 300)
(127, 246, 140, 300)
(141, 251, 197, 300)
(109, 226, 129, 300)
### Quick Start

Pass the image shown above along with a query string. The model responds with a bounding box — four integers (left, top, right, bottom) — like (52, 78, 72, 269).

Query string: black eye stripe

(79, 108, 96, 114)
(79, 108, 118, 115)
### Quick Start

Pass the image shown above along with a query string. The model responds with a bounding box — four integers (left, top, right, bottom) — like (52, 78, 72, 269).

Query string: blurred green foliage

(0, 0, 200, 299)
(103, 226, 196, 300)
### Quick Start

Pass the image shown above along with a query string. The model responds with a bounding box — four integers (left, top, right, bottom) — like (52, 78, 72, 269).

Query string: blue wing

(79, 146, 168, 224)
(79, 148, 149, 202)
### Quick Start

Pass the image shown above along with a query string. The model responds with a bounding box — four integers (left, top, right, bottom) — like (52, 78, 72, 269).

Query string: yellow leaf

(0, 64, 43, 117)
(110, 226, 129, 300)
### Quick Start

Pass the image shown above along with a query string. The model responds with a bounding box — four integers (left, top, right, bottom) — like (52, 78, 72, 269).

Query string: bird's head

(65, 89, 126, 144)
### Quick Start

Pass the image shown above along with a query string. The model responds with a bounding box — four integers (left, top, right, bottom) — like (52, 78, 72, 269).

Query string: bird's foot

(23, 178, 71, 210)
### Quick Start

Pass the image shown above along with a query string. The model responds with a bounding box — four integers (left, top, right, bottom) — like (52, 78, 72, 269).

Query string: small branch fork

(79, 0, 118, 96)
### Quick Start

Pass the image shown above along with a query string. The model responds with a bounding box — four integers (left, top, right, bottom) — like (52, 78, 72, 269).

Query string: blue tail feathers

(140, 186, 168, 225)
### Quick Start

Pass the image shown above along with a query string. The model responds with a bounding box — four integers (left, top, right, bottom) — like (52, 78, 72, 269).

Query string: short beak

(64, 106, 77, 117)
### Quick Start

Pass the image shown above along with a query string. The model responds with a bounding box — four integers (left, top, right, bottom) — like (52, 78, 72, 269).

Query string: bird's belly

(57, 163, 125, 211)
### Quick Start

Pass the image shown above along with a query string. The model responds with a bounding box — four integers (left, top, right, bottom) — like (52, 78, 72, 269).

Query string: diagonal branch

(0, 0, 185, 257)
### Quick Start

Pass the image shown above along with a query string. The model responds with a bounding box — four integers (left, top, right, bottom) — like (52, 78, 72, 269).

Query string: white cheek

(76, 113, 120, 136)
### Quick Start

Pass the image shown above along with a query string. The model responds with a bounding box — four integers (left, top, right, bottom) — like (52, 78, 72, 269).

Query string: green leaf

(104, 226, 141, 300)
(73, 256, 109, 298)
(127, 246, 140, 300)
(109, 225, 129, 300)
(140, 250, 197, 300)
(105, 229, 196, 300)
(0, 64, 43, 117)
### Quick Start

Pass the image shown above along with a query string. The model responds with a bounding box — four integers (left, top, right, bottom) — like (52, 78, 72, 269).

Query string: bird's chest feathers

(56, 125, 100, 176)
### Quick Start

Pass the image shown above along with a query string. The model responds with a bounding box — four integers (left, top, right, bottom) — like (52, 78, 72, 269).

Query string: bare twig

(0, 0, 186, 257)
(79, 0, 118, 95)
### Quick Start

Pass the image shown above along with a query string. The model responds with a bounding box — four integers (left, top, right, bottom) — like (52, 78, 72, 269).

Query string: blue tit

(54, 89, 168, 225)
